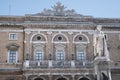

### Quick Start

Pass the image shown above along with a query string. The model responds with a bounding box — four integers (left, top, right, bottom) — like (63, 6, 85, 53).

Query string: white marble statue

(93, 25, 110, 60)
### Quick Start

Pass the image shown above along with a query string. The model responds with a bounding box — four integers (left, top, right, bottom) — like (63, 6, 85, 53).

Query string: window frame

(8, 50, 18, 63)
(76, 50, 86, 61)
(9, 33, 18, 40)
(56, 50, 65, 60)
(34, 50, 44, 61)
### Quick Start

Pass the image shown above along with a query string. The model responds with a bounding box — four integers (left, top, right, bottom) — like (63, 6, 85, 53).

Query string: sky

(0, 0, 120, 18)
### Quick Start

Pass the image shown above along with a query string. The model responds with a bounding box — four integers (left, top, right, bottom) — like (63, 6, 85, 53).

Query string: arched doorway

(34, 78, 44, 80)
(57, 78, 67, 80)
(79, 77, 89, 80)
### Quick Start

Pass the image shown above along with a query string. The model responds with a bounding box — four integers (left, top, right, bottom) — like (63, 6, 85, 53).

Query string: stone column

(24, 30, 31, 60)
(47, 31, 52, 60)
(72, 75, 75, 80)
(49, 75, 52, 80)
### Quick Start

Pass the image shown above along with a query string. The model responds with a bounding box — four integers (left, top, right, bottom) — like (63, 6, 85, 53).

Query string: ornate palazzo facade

(0, 2, 120, 80)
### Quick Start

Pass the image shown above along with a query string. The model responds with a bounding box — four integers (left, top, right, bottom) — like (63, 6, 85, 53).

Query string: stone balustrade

(23, 60, 93, 69)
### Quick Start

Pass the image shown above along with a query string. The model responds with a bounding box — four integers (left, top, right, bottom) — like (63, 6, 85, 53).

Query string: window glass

(78, 36, 82, 41)
(58, 36, 62, 41)
(56, 50, 64, 60)
(37, 36, 41, 41)
(77, 50, 85, 61)
(9, 51, 17, 63)
(35, 51, 43, 61)
(9, 33, 18, 40)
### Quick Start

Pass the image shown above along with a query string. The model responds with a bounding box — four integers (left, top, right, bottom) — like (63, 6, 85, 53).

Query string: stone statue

(93, 25, 110, 60)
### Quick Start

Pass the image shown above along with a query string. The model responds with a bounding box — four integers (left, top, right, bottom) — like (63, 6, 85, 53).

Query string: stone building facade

(0, 2, 120, 80)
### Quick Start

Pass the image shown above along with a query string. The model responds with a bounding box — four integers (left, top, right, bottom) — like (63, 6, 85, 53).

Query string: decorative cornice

(0, 29, 23, 32)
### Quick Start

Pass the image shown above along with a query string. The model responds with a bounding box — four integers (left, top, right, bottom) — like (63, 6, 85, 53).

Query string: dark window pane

(37, 36, 41, 40)
(79, 36, 82, 41)
(58, 36, 62, 40)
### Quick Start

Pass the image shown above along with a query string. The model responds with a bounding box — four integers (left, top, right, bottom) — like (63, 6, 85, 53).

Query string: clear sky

(0, 0, 120, 18)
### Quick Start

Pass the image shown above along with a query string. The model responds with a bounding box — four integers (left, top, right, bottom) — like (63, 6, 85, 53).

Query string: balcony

(23, 60, 93, 69)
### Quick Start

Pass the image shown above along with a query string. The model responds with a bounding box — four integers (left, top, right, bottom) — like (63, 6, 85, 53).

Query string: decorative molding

(25, 31, 31, 35)
(52, 33, 69, 43)
(30, 33, 48, 43)
(68, 31, 73, 35)
(55, 44, 66, 50)
(53, 42, 69, 44)
(47, 31, 52, 34)
(73, 33, 90, 44)
(24, 29, 95, 33)
(104, 31, 120, 33)
(0, 30, 23, 32)
(26, 2, 90, 17)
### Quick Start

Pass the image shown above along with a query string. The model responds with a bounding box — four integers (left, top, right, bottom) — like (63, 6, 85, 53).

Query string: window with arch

(52, 33, 68, 43)
(73, 33, 89, 44)
(31, 33, 47, 43)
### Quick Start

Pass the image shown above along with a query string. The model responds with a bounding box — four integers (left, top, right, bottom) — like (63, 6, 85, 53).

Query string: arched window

(52, 33, 69, 43)
(30, 33, 47, 43)
(79, 77, 90, 80)
(73, 33, 89, 44)
(57, 78, 67, 80)
(34, 78, 44, 80)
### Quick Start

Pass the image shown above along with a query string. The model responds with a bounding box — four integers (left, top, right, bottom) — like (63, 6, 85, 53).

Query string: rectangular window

(9, 51, 17, 63)
(9, 33, 18, 40)
(35, 51, 43, 61)
(56, 50, 64, 60)
(77, 50, 85, 61)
